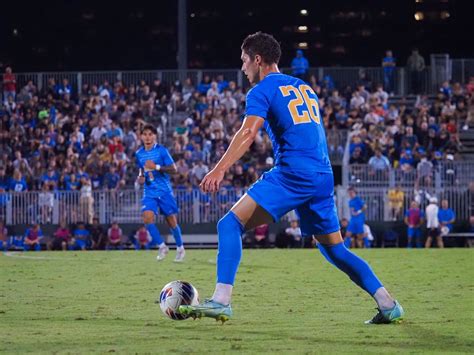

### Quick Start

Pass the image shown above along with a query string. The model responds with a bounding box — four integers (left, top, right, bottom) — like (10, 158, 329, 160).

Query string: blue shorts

(347, 218, 364, 235)
(246, 168, 340, 236)
(141, 193, 179, 217)
(407, 227, 421, 238)
(75, 239, 87, 249)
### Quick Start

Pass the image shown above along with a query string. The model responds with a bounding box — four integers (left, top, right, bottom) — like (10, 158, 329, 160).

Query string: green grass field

(1, 249, 473, 354)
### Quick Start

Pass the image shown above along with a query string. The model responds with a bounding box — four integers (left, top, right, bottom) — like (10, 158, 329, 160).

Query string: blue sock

(363, 237, 371, 248)
(146, 223, 164, 246)
(344, 237, 352, 248)
(171, 225, 183, 247)
(316, 243, 335, 266)
(318, 242, 383, 296)
(216, 211, 244, 285)
(407, 237, 413, 248)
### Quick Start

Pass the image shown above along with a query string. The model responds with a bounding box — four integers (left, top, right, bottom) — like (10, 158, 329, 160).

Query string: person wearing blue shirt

(103, 166, 121, 190)
(438, 199, 456, 234)
(382, 50, 396, 94)
(9, 170, 28, 192)
(291, 49, 309, 81)
(135, 124, 185, 262)
(346, 187, 367, 248)
(71, 223, 90, 250)
(179, 32, 403, 325)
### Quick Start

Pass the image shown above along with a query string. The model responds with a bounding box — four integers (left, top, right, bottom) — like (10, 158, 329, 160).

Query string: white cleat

(156, 245, 169, 261)
(174, 248, 185, 263)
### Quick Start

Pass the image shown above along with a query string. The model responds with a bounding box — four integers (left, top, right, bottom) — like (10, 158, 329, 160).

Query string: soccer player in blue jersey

(179, 32, 404, 324)
(346, 187, 367, 248)
(135, 124, 185, 262)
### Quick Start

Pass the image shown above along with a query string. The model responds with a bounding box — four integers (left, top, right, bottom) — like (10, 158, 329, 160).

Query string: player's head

(348, 187, 357, 198)
(141, 124, 157, 147)
(410, 200, 418, 209)
(241, 31, 281, 84)
(441, 199, 448, 209)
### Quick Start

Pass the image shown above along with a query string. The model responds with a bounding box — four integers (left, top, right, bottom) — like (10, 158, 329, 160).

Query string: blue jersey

(349, 196, 365, 220)
(245, 73, 332, 173)
(135, 144, 174, 198)
(438, 208, 455, 231)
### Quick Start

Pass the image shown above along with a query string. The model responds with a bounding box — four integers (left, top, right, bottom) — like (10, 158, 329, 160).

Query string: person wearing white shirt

(425, 197, 443, 248)
(285, 220, 302, 248)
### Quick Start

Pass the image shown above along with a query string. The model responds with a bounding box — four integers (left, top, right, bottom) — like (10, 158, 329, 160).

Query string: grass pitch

(1, 248, 473, 354)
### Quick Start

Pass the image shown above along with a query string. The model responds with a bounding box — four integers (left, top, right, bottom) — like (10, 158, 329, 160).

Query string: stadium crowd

(1, 66, 472, 196)
(1, 65, 473, 249)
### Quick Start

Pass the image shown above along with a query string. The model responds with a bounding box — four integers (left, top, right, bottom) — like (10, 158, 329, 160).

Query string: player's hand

(145, 160, 156, 170)
(137, 176, 145, 185)
(200, 168, 225, 193)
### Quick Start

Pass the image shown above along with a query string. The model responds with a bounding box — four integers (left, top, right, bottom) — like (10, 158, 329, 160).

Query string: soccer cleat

(156, 245, 169, 261)
(365, 300, 404, 324)
(174, 248, 185, 263)
(178, 299, 232, 323)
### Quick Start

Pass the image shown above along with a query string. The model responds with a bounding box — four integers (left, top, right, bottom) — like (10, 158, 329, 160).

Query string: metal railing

(13, 62, 466, 98)
(345, 162, 474, 189)
(1, 188, 246, 226)
(336, 186, 472, 222)
(1, 185, 470, 225)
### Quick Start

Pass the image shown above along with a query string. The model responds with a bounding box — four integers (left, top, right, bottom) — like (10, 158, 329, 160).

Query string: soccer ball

(158, 280, 199, 320)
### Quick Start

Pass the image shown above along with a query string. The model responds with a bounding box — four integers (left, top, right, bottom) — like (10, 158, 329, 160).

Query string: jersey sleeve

(245, 86, 270, 119)
(161, 148, 175, 166)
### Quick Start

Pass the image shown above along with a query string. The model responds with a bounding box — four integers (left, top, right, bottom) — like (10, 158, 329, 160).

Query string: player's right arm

(135, 151, 145, 185)
(200, 115, 264, 193)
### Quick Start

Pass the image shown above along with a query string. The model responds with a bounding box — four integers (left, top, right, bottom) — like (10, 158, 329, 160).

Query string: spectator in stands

(24, 223, 43, 251)
(382, 50, 396, 94)
(291, 50, 309, 81)
(407, 48, 426, 94)
(191, 160, 209, 185)
(107, 221, 123, 250)
(416, 153, 434, 187)
(89, 217, 106, 250)
(71, 222, 90, 251)
(51, 220, 71, 251)
(285, 219, 302, 248)
(252, 224, 269, 248)
(9, 170, 28, 192)
(38, 183, 54, 223)
(388, 185, 405, 221)
(425, 197, 443, 248)
(0, 220, 8, 251)
(134, 225, 152, 250)
(368, 148, 390, 173)
(404, 201, 424, 248)
(79, 177, 94, 224)
(2, 66, 16, 102)
(438, 199, 456, 236)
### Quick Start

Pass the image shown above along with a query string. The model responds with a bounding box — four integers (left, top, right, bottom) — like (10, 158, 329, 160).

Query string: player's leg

(141, 197, 168, 259)
(425, 229, 433, 248)
(179, 193, 273, 321)
(160, 193, 185, 262)
(212, 193, 273, 304)
(299, 174, 403, 324)
(407, 228, 413, 248)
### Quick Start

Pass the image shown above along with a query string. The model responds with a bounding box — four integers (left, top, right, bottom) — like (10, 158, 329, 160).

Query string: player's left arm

(200, 115, 265, 193)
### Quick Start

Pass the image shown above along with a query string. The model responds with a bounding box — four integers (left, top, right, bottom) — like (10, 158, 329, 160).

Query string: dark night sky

(0, 0, 469, 72)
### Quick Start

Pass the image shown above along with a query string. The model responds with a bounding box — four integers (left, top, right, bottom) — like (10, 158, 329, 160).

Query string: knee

(217, 212, 244, 236)
(143, 212, 154, 225)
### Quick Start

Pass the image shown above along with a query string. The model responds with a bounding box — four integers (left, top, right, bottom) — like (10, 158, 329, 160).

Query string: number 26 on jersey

(279, 84, 321, 125)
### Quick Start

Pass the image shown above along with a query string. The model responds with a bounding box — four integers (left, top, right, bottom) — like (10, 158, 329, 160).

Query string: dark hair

(141, 124, 156, 134)
(241, 31, 281, 65)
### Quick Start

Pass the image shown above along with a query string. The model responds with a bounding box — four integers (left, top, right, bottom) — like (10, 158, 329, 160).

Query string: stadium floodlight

(414, 12, 424, 21)
(297, 26, 308, 33)
(300, 9, 308, 16)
